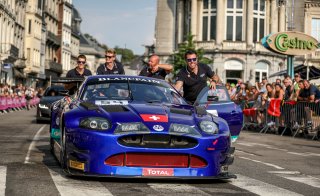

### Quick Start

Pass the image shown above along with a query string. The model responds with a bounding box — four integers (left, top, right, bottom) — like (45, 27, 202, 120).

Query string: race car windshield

(81, 80, 187, 105)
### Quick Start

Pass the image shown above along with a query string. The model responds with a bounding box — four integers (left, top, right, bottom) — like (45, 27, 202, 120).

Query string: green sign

(263, 31, 319, 55)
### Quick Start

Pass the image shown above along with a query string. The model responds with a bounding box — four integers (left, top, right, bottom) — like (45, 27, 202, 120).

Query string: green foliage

(114, 46, 135, 64)
(170, 34, 213, 75)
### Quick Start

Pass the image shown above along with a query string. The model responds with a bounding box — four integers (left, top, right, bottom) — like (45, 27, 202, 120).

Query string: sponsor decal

(97, 77, 161, 84)
(69, 160, 85, 171)
(153, 125, 164, 132)
(142, 168, 174, 176)
(207, 109, 218, 116)
(95, 100, 129, 105)
(140, 114, 168, 122)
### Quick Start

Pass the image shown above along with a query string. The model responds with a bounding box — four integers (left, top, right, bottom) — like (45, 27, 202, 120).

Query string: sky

(73, 0, 157, 55)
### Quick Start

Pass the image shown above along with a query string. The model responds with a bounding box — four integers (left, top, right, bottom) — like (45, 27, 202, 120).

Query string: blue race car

(195, 86, 243, 142)
(50, 75, 236, 179)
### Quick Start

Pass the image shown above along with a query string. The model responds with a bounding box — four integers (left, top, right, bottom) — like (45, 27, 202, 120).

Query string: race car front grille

(105, 153, 207, 168)
(118, 134, 198, 149)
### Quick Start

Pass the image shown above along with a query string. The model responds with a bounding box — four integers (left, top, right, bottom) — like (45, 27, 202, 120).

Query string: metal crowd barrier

(0, 95, 39, 112)
(242, 100, 320, 140)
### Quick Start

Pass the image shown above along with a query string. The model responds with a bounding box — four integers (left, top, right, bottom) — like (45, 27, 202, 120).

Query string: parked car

(195, 85, 243, 142)
(36, 85, 65, 123)
(50, 75, 236, 179)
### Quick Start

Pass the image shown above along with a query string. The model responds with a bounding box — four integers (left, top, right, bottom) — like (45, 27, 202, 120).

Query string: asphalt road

(0, 108, 319, 196)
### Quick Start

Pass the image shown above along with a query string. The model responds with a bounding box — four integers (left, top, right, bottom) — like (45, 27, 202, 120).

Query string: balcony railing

(47, 31, 61, 46)
(0, 43, 19, 58)
(45, 59, 63, 73)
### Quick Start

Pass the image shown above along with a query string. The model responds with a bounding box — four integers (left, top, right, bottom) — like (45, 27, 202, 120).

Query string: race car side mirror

(207, 95, 219, 102)
(58, 90, 69, 96)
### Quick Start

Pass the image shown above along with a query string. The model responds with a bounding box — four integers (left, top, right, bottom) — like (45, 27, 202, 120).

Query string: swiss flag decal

(140, 114, 168, 122)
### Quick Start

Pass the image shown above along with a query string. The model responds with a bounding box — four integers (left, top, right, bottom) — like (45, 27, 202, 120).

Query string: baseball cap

(294, 73, 300, 77)
(230, 83, 235, 87)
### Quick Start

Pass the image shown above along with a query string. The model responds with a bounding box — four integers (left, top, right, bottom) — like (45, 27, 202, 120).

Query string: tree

(170, 34, 213, 76)
(114, 47, 135, 64)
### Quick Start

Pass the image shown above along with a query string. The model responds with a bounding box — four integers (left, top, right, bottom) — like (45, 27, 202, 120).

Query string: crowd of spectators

(0, 83, 44, 110)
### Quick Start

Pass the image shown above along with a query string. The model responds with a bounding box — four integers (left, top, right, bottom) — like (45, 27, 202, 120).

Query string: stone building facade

(155, 0, 320, 84)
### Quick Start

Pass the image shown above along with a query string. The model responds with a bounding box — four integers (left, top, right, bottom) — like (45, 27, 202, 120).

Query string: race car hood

(99, 103, 198, 126)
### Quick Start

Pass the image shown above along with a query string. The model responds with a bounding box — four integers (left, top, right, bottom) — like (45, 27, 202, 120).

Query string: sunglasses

(77, 61, 86, 64)
(105, 55, 114, 59)
(186, 58, 197, 62)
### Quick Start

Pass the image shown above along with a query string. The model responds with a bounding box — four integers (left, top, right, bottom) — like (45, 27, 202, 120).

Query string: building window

(202, 0, 217, 41)
(226, 0, 243, 41)
(253, 0, 265, 42)
(312, 18, 320, 41)
(255, 61, 268, 82)
(28, 19, 31, 34)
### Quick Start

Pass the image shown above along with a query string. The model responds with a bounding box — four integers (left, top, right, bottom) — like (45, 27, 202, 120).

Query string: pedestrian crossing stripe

(230, 174, 303, 196)
(269, 171, 320, 189)
(48, 168, 113, 196)
(0, 166, 6, 196)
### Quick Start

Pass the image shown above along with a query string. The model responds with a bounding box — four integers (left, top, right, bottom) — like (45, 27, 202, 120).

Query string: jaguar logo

(153, 125, 164, 132)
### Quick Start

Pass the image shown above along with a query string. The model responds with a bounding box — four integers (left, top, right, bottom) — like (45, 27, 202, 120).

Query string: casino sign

(264, 31, 319, 55)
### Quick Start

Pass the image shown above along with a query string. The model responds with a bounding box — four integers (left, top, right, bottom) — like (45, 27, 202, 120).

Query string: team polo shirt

(96, 62, 125, 75)
(139, 66, 167, 80)
(66, 68, 92, 78)
(176, 63, 214, 103)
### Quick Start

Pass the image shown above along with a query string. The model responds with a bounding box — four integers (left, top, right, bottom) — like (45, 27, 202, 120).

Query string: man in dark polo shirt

(174, 50, 215, 104)
(66, 54, 92, 78)
(96, 48, 125, 75)
(66, 54, 92, 94)
(139, 54, 173, 80)
(303, 79, 320, 103)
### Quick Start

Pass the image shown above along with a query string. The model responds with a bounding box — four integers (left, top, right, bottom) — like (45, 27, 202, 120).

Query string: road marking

(236, 150, 257, 156)
(48, 168, 113, 196)
(148, 183, 211, 196)
(24, 125, 46, 164)
(230, 174, 303, 196)
(0, 166, 6, 196)
(239, 156, 284, 170)
(269, 171, 320, 189)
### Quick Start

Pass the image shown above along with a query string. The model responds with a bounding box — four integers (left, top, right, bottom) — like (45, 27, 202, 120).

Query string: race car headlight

(169, 123, 201, 137)
(38, 104, 49, 109)
(80, 117, 111, 130)
(200, 121, 219, 134)
(114, 122, 150, 134)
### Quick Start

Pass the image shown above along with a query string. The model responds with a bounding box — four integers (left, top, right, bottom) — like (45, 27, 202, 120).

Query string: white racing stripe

(24, 125, 46, 164)
(49, 168, 113, 196)
(148, 183, 211, 196)
(269, 171, 320, 189)
(0, 166, 6, 196)
(230, 174, 303, 196)
(239, 156, 284, 170)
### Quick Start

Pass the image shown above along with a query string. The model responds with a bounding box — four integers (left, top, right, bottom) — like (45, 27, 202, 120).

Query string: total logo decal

(153, 125, 164, 132)
(142, 168, 174, 176)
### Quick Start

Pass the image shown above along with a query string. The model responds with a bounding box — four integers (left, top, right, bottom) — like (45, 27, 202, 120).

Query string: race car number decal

(140, 114, 168, 122)
(142, 168, 174, 176)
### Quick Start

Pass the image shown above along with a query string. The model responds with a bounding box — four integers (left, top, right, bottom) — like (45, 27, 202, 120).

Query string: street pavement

(0, 108, 320, 196)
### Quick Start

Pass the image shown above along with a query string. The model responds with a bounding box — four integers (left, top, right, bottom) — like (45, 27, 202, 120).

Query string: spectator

(283, 78, 293, 101)
(213, 74, 223, 85)
(303, 79, 320, 103)
(230, 83, 237, 100)
(139, 54, 173, 80)
(174, 50, 215, 104)
(292, 73, 302, 98)
(25, 87, 34, 110)
(274, 83, 284, 100)
(96, 48, 125, 75)
(276, 78, 281, 84)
